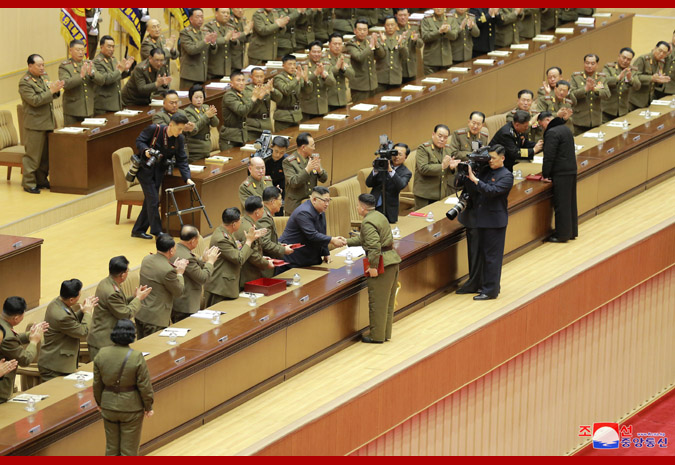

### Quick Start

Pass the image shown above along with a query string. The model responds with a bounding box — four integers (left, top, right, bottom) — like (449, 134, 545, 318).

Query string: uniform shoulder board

(243, 180, 250, 186)
(61, 60, 70, 65)
(544, 95, 552, 101)
(286, 155, 296, 162)
(480, 128, 489, 136)
(423, 142, 430, 146)
(510, 109, 517, 114)
(572, 71, 582, 76)
(445, 143, 451, 147)
(564, 98, 573, 104)
(597, 72, 607, 77)
(455, 128, 467, 135)
(606, 61, 617, 66)
(538, 85, 546, 90)
(264, 175, 272, 181)
(23, 75, 30, 81)
(256, 8, 265, 12)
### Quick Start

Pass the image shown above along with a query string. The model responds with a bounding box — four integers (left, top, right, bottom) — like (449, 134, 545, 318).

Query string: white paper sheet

(64, 371, 94, 381)
(380, 96, 402, 102)
(401, 85, 425, 92)
(335, 246, 365, 258)
(159, 327, 190, 337)
(350, 103, 377, 111)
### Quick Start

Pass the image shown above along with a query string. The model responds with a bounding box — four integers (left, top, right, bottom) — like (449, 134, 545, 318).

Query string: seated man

(121, 48, 171, 106)
(505, 89, 542, 143)
(489, 109, 543, 172)
(283, 132, 328, 215)
(537, 66, 563, 98)
(272, 54, 311, 132)
(449, 111, 490, 159)
(258, 187, 295, 277)
(279, 187, 347, 268)
(234, 196, 275, 288)
(365, 142, 412, 223)
(238, 156, 273, 209)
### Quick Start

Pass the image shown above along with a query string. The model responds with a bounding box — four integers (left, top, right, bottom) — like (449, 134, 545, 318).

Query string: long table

(0, 235, 42, 309)
(46, 14, 632, 196)
(1, 89, 673, 455)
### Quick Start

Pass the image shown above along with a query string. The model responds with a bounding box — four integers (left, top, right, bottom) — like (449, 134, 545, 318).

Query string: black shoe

(546, 236, 568, 243)
(37, 182, 50, 189)
(473, 293, 497, 301)
(456, 286, 479, 295)
(131, 232, 153, 239)
(23, 187, 40, 194)
(361, 336, 384, 344)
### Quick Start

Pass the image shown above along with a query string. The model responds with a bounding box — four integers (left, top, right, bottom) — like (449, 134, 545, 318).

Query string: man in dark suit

(279, 187, 347, 268)
(465, 145, 514, 300)
(539, 112, 579, 243)
(365, 142, 412, 224)
(489, 110, 543, 172)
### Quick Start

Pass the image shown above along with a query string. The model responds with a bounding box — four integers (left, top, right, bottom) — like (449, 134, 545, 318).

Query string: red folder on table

(526, 174, 543, 181)
(363, 255, 385, 276)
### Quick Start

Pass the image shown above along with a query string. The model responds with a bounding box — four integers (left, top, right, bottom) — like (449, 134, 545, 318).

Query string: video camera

(252, 130, 273, 159)
(125, 148, 166, 182)
(373, 134, 398, 171)
(446, 143, 492, 221)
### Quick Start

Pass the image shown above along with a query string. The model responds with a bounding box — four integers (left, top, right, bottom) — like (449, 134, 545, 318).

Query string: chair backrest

(328, 177, 361, 225)
(402, 150, 417, 193)
(0, 110, 20, 150)
(210, 125, 219, 153)
(273, 215, 289, 237)
(16, 95, 64, 144)
(325, 196, 351, 238)
(484, 114, 506, 141)
(357, 167, 371, 194)
(111, 147, 139, 199)
(193, 234, 207, 259)
(119, 267, 141, 298)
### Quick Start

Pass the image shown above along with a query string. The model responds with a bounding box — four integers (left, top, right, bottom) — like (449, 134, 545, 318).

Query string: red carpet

(576, 388, 675, 456)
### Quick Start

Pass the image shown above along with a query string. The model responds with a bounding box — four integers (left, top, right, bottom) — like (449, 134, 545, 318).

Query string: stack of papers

(473, 59, 495, 66)
(606, 121, 627, 128)
(576, 17, 595, 26)
(381, 96, 402, 102)
(487, 50, 511, 57)
(64, 371, 94, 381)
(294, 53, 308, 60)
(336, 246, 365, 258)
(265, 61, 284, 69)
(82, 118, 107, 126)
(323, 113, 349, 120)
(402, 85, 425, 92)
(150, 99, 164, 106)
(206, 82, 229, 89)
(533, 35, 555, 42)
(299, 123, 320, 131)
(350, 103, 377, 111)
(370, 26, 385, 33)
(8, 394, 49, 403)
(189, 310, 226, 320)
(510, 43, 529, 50)
(241, 144, 257, 152)
(159, 327, 190, 337)
(343, 34, 355, 41)
(188, 165, 206, 172)
(115, 109, 142, 116)
(205, 156, 232, 164)
(444, 197, 460, 205)
(176, 90, 189, 98)
(409, 13, 426, 21)
(447, 67, 470, 73)
(555, 28, 575, 34)
(239, 291, 264, 299)
(421, 77, 446, 84)
(219, 76, 231, 82)
(582, 132, 600, 138)
(55, 127, 87, 134)
(649, 100, 671, 106)
(575, 144, 584, 152)
(639, 111, 661, 117)
(593, 12, 611, 17)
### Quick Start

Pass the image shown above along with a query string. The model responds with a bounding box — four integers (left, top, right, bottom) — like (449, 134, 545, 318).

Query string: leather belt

(192, 133, 211, 141)
(280, 105, 300, 111)
(104, 385, 137, 393)
(382, 245, 393, 252)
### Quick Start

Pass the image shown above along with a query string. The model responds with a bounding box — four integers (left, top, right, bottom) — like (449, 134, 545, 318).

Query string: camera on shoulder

(373, 134, 397, 171)
(446, 143, 492, 221)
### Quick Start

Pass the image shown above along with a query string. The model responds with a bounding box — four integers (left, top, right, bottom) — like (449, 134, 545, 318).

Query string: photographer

(130, 114, 193, 240)
(366, 142, 412, 224)
(464, 145, 513, 301)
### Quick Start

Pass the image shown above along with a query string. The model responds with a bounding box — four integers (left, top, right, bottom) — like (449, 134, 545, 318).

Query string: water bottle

(211, 311, 220, 325)
(167, 331, 177, 345)
(248, 293, 258, 307)
(622, 119, 629, 130)
(75, 374, 86, 388)
(25, 396, 36, 412)
(392, 226, 401, 238)
(644, 108, 651, 119)
(345, 250, 353, 265)
(597, 131, 605, 143)
(292, 273, 301, 285)
(426, 212, 435, 222)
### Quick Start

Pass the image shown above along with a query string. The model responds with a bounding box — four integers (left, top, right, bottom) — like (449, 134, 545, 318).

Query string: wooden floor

(149, 176, 675, 456)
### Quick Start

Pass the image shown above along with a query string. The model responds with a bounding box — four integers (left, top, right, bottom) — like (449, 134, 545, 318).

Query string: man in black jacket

(489, 110, 543, 172)
(365, 142, 412, 224)
(465, 144, 514, 300)
(539, 112, 579, 243)
(470, 8, 499, 57)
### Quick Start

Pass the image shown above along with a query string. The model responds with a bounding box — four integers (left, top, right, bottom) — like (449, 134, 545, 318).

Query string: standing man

(272, 55, 311, 131)
(326, 33, 355, 110)
(18, 53, 64, 194)
(248, 8, 289, 65)
(0, 297, 47, 403)
(569, 54, 610, 134)
(314, 8, 334, 44)
(421, 8, 458, 75)
(630, 41, 672, 110)
(346, 194, 401, 343)
(141, 19, 178, 69)
(539, 113, 579, 243)
(365, 142, 412, 224)
(394, 9, 424, 84)
(229, 8, 253, 72)
(413, 124, 460, 210)
(204, 208, 267, 306)
(345, 19, 385, 103)
(258, 186, 294, 277)
(235, 197, 275, 287)
(205, 8, 234, 81)
(465, 145, 514, 300)
(247, 68, 280, 140)
(283, 132, 328, 215)
(238, 156, 274, 208)
(538, 66, 563, 98)
(449, 111, 490, 159)
(376, 17, 408, 92)
(221, 70, 263, 151)
(301, 41, 336, 119)
(602, 47, 641, 123)
(279, 187, 347, 268)
(519, 8, 542, 40)
(38, 279, 98, 382)
(93, 35, 134, 114)
(495, 8, 522, 48)
(134, 234, 188, 338)
(489, 110, 543, 172)
(59, 39, 101, 126)
(295, 8, 316, 51)
(264, 136, 290, 199)
(276, 8, 300, 58)
(179, 8, 218, 90)
(471, 8, 499, 58)
(131, 114, 193, 240)
(121, 48, 171, 106)
(450, 9, 480, 64)
(88, 256, 151, 361)
(171, 225, 220, 323)
(535, 80, 576, 132)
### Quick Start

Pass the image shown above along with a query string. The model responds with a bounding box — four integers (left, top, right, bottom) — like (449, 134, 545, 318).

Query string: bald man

(238, 157, 273, 209)
(141, 19, 178, 75)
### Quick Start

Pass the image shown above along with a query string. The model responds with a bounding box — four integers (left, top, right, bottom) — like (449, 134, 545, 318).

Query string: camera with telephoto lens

(253, 130, 273, 159)
(446, 144, 492, 221)
(125, 148, 163, 182)
(373, 134, 398, 171)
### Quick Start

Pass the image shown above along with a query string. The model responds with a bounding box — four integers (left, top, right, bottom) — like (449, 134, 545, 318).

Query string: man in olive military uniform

(179, 9, 218, 90)
(313, 8, 334, 43)
(204, 208, 267, 306)
(0, 297, 47, 403)
(235, 197, 275, 288)
(376, 17, 408, 92)
(205, 8, 234, 80)
(570, 54, 611, 134)
(327, 33, 355, 110)
(519, 8, 542, 40)
(333, 8, 357, 35)
(421, 9, 458, 75)
(93, 35, 134, 114)
(247, 68, 282, 140)
(134, 234, 188, 339)
(220, 70, 264, 150)
(302, 41, 336, 118)
(88, 256, 150, 361)
(276, 8, 300, 57)
(506, 89, 544, 143)
(295, 8, 316, 51)
(629, 41, 672, 110)
(558, 8, 595, 24)
(662, 30, 675, 97)
(470, 8, 499, 58)
(449, 111, 490, 160)
(258, 187, 294, 277)
(345, 20, 385, 102)
(535, 80, 576, 131)
(395, 9, 424, 84)
(346, 194, 401, 344)
(141, 19, 178, 74)
(283, 132, 328, 214)
(495, 8, 522, 48)
(602, 47, 641, 123)
(18, 53, 64, 193)
(248, 9, 290, 65)
(239, 156, 274, 208)
(537, 67, 563, 98)
(451, 9, 480, 64)
(183, 85, 219, 163)
(151, 90, 190, 126)
(229, 9, 253, 72)
(413, 124, 461, 210)
(171, 225, 220, 323)
(272, 55, 312, 131)
(121, 49, 171, 106)
(38, 279, 97, 382)
(59, 39, 103, 126)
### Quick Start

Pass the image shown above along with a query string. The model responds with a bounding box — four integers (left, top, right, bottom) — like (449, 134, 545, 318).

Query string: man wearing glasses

(280, 187, 347, 268)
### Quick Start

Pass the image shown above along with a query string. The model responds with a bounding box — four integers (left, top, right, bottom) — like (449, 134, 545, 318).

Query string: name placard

(657, 124, 665, 131)
(174, 356, 186, 364)
(525, 188, 533, 195)
(327, 125, 335, 132)
(218, 335, 229, 343)
(497, 60, 505, 66)
(606, 148, 615, 155)
(580, 28, 587, 34)
(353, 114, 362, 122)
(559, 36, 566, 42)
(28, 425, 41, 435)
(580, 160, 589, 167)
(259, 315, 270, 323)
(147, 109, 156, 115)
(379, 105, 387, 111)
(539, 44, 547, 50)
(210, 168, 220, 174)
(241, 157, 249, 164)
(119, 118, 129, 125)
(432, 232, 441, 238)
(336, 278, 346, 285)
(602, 21, 608, 26)
(429, 85, 436, 92)
(451, 77, 459, 84)
(518, 52, 526, 59)
(90, 127, 100, 135)
(299, 295, 309, 303)
(474, 67, 482, 74)
(632, 135, 640, 142)
(404, 94, 412, 101)
(80, 400, 92, 410)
